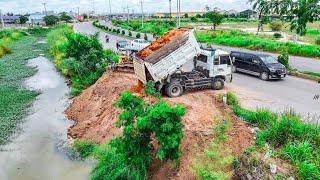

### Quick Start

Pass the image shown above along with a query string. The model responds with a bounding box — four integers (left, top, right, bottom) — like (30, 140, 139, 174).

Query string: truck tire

(166, 82, 184, 98)
(213, 78, 224, 90)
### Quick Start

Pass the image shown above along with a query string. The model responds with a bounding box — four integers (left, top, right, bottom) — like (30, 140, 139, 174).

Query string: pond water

(0, 56, 91, 180)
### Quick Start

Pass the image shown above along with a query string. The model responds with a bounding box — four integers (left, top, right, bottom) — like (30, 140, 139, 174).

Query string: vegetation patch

(226, 92, 320, 179)
(47, 25, 119, 96)
(197, 30, 320, 58)
(0, 35, 48, 145)
(0, 29, 26, 58)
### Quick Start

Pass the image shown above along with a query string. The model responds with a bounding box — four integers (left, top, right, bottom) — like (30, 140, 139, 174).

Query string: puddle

(0, 57, 91, 180)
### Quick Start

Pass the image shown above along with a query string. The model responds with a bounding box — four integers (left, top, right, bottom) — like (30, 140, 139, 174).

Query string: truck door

(213, 55, 232, 76)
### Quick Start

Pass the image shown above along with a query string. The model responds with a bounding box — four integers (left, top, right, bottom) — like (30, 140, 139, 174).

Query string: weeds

(0, 35, 46, 145)
(225, 91, 320, 179)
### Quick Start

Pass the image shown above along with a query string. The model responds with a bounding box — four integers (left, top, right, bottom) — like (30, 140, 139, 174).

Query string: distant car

(127, 39, 150, 52)
(116, 40, 128, 52)
(230, 51, 286, 80)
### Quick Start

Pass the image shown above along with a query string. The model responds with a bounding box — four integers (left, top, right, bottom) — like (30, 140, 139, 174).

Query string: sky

(0, 0, 251, 14)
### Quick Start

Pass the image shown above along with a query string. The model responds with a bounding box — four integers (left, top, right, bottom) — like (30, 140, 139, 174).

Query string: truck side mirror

(232, 57, 235, 63)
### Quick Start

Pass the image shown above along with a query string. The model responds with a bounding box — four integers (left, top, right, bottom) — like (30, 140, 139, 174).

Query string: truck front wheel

(166, 82, 184, 98)
(213, 78, 224, 90)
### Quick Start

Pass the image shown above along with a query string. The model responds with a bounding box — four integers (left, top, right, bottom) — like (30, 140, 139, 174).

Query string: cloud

(0, 0, 250, 14)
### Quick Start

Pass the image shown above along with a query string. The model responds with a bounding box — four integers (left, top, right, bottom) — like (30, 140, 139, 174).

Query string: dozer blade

(108, 63, 135, 74)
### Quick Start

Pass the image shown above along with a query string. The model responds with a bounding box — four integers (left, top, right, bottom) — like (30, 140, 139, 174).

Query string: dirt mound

(66, 72, 137, 143)
(66, 72, 253, 179)
(137, 29, 188, 59)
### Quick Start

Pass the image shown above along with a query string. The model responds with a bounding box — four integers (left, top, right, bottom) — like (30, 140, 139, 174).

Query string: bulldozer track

(108, 63, 135, 74)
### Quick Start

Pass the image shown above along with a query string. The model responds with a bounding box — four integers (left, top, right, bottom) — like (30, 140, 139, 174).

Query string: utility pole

(42, 2, 47, 16)
(176, 0, 181, 28)
(127, 4, 129, 23)
(169, 0, 172, 20)
(140, 0, 144, 28)
(0, 10, 4, 28)
(108, 0, 112, 18)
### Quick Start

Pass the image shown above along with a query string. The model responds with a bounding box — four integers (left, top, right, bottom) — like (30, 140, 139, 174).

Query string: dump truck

(133, 28, 233, 97)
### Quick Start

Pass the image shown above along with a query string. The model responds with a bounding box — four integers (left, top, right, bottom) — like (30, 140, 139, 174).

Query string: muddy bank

(0, 57, 91, 180)
(66, 71, 254, 179)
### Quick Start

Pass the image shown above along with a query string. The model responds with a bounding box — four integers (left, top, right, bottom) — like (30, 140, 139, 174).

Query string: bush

(269, 21, 283, 32)
(116, 29, 120, 34)
(112, 29, 116, 33)
(316, 36, 320, 45)
(129, 31, 132, 37)
(144, 33, 148, 41)
(144, 81, 160, 97)
(273, 32, 282, 39)
(73, 140, 97, 159)
(121, 30, 125, 35)
(278, 51, 290, 69)
(226, 92, 239, 106)
(136, 33, 141, 38)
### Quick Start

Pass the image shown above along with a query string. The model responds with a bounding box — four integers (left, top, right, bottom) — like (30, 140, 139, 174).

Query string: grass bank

(0, 35, 48, 145)
(47, 25, 118, 96)
(225, 92, 320, 179)
(0, 29, 26, 58)
(197, 30, 320, 58)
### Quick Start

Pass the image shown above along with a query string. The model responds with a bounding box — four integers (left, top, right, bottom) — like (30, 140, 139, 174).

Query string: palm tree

(248, 0, 272, 34)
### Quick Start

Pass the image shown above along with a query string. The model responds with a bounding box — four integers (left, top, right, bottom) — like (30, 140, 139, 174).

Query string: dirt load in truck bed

(66, 71, 253, 179)
(137, 28, 188, 60)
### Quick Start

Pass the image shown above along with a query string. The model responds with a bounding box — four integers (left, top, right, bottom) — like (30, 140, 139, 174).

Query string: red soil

(137, 29, 188, 59)
(66, 71, 253, 179)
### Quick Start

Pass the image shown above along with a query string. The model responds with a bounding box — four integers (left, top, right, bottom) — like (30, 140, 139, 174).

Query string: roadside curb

(288, 71, 320, 82)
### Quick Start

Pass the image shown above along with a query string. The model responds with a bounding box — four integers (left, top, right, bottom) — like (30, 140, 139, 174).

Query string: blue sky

(0, 0, 250, 14)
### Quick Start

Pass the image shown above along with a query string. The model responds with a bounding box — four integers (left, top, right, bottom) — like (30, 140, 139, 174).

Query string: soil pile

(66, 71, 253, 179)
(66, 72, 137, 143)
(137, 29, 188, 59)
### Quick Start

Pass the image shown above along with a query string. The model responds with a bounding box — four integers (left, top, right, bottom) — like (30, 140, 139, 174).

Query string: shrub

(273, 32, 282, 39)
(73, 140, 97, 159)
(144, 81, 160, 97)
(316, 36, 320, 45)
(278, 51, 290, 69)
(121, 30, 125, 35)
(129, 31, 132, 37)
(144, 33, 148, 41)
(226, 92, 239, 106)
(136, 33, 141, 38)
(112, 29, 116, 33)
(269, 21, 283, 32)
(116, 29, 120, 34)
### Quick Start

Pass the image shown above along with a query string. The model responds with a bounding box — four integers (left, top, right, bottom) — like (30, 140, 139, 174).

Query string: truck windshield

(220, 56, 231, 65)
(260, 56, 278, 64)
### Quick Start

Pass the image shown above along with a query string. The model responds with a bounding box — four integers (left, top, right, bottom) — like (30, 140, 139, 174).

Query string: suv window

(243, 54, 254, 63)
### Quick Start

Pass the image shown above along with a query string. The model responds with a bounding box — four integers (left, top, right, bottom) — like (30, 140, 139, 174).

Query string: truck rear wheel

(166, 82, 183, 98)
(213, 78, 224, 90)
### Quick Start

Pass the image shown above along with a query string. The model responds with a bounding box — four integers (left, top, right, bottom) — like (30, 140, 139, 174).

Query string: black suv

(230, 51, 286, 80)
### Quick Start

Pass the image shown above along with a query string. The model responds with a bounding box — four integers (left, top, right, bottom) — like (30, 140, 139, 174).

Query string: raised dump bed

(133, 28, 201, 83)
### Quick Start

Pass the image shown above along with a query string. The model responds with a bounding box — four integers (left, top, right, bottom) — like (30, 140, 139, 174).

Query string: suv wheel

(166, 82, 184, 98)
(232, 65, 237, 73)
(213, 78, 224, 90)
(260, 72, 269, 81)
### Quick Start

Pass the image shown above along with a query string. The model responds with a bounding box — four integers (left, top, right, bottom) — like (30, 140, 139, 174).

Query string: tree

(184, 13, 189, 18)
(59, 12, 72, 23)
(19, 16, 28, 24)
(205, 10, 224, 30)
(248, 0, 272, 34)
(196, 14, 202, 18)
(43, 15, 59, 26)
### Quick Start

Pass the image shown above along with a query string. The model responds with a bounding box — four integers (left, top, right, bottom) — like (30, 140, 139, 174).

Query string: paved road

(74, 22, 320, 122)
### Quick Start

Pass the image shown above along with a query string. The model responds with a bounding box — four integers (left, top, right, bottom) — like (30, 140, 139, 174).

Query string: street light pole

(176, 0, 181, 28)
(169, 0, 172, 20)
(0, 10, 4, 28)
(140, 0, 144, 28)
(42, 3, 47, 16)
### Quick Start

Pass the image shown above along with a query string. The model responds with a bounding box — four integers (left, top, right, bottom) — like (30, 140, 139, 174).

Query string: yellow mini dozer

(110, 50, 135, 73)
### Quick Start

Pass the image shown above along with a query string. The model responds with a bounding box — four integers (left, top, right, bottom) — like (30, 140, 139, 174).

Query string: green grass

(197, 30, 320, 58)
(302, 71, 320, 78)
(226, 92, 320, 179)
(0, 35, 47, 145)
